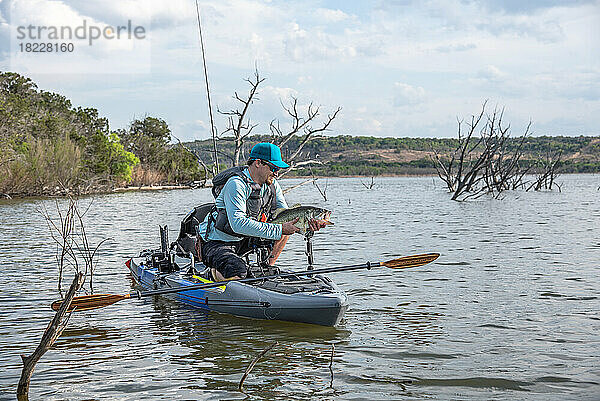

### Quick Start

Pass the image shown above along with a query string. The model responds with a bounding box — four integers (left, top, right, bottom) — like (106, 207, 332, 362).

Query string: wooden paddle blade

(51, 293, 131, 312)
(381, 253, 440, 269)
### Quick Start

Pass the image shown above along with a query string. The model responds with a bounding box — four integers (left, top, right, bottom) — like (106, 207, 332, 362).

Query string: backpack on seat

(171, 202, 214, 258)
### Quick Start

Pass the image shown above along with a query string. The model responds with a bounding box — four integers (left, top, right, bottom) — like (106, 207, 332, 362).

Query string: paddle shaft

(51, 253, 439, 311)
(131, 252, 439, 299)
(131, 261, 382, 299)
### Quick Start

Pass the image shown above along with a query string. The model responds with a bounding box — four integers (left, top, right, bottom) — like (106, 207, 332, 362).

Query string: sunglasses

(261, 160, 280, 173)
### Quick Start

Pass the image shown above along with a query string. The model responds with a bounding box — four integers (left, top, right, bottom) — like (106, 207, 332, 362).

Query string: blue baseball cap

(249, 143, 289, 168)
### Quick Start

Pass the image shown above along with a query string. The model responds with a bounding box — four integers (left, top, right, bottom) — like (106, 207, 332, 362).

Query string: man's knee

(202, 240, 248, 279)
(222, 260, 247, 279)
(212, 250, 247, 279)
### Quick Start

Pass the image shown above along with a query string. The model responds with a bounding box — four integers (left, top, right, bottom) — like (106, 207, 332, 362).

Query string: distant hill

(186, 135, 600, 176)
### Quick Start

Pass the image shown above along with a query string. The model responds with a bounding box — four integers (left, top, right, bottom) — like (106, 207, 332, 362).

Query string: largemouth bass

(270, 205, 333, 233)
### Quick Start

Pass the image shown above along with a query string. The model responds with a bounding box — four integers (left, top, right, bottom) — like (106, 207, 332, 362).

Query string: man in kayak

(197, 142, 327, 281)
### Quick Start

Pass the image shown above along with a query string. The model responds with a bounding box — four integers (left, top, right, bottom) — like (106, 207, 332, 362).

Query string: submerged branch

(239, 341, 278, 392)
(17, 273, 84, 399)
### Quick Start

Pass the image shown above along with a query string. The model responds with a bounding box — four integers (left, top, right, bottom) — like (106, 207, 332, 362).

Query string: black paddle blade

(51, 294, 131, 312)
(381, 253, 440, 269)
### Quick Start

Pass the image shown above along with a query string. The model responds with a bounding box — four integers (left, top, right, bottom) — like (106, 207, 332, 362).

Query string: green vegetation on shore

(0, 72, 204, 197)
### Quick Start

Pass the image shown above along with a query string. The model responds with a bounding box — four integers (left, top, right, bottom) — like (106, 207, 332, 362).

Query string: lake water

(1, 175, 599, 400)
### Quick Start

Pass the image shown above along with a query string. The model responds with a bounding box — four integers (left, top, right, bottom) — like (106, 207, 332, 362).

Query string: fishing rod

(195, 0, 219, 173)
(51, 253, 440, 312)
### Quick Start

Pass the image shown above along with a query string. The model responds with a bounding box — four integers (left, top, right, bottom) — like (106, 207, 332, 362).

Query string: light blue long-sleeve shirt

(198, 168, 288, 242)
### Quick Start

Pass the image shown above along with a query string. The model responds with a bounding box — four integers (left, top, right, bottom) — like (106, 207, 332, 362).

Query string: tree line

(2, 71, 598, 198)
(0, 72, 204, 198)
(187, 132, 600, 178)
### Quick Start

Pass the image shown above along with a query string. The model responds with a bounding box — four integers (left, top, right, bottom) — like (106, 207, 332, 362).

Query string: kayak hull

(127, 258, 348, 327)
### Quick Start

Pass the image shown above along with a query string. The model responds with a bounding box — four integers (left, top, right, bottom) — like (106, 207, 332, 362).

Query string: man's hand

(308, 218, 329, 232)
(281, 217, 301, 235)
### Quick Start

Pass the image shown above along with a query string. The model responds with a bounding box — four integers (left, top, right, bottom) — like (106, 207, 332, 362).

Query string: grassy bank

(0, 72, 205, 198)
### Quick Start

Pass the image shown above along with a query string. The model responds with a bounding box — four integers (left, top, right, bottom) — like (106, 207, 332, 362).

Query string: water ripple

(2, 176, 599, 400)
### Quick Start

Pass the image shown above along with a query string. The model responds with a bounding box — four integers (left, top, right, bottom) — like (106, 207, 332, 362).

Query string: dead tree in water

(527, 150, 562, 192)
(239, 342, 278, 393)
(213, 70, 341, 174)
(481, 113, 532, 197)
(431, 103, 491, 200)
(361, 176, 375, 189)
(218, 69, 264, 166)
(313, 177, 328, 202)
(270, 97, 341, 176)
(19, 198, 108, 398)
(41, 197, 109, 293)
(432, 102, 534, 201)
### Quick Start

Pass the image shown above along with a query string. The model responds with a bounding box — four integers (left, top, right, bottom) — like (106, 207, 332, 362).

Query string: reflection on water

(1, 175, 599, 400)
(147, 296, 350, 396)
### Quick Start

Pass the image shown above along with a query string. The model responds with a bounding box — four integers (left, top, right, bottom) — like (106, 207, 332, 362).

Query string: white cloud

(314, 8, 350, 23)
(262, 85, 298, 100)
(394, 82, 426, 107)
(530, 69, 600, 101)
(297, 75, 312, 84)
(415, 0, 569, 43)
(478, 14, 565, 43)
(283, 23, 346, 62)
(353, 117, 382, 133)
(7, 0, 151, 73)
(175, 119, 212, 141)
(66, 0, 192, 28)
(478, 65, 507, 82)
(435, 42, 477, 53)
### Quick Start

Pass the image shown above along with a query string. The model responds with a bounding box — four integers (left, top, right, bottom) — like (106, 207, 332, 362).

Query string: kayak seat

(172, 203, 214, 258)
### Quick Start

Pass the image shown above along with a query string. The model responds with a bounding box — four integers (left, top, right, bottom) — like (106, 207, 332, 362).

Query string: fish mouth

(319, 211, 333, 225)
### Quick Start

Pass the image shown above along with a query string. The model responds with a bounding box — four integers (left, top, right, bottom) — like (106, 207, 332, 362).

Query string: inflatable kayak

(126, 253, 348, 327)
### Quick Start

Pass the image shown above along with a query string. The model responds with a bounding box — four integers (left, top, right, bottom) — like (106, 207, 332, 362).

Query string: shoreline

(2, 172, 597, 200)
(113, 184, 198, 192)
(283, 173, 439, 179)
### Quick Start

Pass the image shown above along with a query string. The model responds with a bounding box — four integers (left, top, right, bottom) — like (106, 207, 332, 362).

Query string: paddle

(51, 253, 439, 312)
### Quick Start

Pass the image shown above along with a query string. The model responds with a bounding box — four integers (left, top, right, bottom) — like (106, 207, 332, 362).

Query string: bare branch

(218, 69, 266, 166)
(288, 107, 341, 163)
(308, 166, 328, 201)
(275, 98, 321, 148)
(239, 342, 278, 392)
(361, 177, 375, 189)
(17, 273, 85, 398)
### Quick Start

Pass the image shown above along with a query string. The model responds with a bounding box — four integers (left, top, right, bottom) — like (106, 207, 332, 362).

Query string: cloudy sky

(0, 0, 598, 141)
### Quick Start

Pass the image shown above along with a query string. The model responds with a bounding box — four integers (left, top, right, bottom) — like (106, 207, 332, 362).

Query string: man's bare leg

(211, 268, 225, 281)
(269, 235, 290, 265)
(211, 268, 241, 281)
